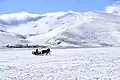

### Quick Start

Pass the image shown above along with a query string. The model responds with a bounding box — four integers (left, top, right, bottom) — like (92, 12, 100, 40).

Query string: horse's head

(47, 48, 51, 52)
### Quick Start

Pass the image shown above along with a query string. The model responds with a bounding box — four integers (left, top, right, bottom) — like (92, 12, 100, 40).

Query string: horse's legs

(49, 52, 51, 56)
(46, 53, 48, 56)
(46, 52, 51, 56)
(41, 53, 44, 56)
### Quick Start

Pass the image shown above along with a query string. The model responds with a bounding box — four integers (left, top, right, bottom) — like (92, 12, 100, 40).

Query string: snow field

(0, 47, 120, 80)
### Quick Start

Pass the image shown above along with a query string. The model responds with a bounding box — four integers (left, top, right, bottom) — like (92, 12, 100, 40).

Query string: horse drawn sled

(32, 48, 51, 56)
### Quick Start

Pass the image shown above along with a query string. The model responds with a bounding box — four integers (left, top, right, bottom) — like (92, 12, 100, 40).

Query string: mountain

(0, 30, 28, 47)
(0, 10, 120, 48)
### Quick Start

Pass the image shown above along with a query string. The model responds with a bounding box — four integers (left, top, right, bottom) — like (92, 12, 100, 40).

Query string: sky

(0, 0, 115, 14)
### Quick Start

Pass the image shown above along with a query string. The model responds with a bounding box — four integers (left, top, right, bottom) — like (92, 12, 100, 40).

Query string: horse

(41, 48, 51, 56)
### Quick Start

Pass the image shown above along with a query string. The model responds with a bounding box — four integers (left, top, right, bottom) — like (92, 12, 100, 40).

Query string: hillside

(0, 11, 120, 48)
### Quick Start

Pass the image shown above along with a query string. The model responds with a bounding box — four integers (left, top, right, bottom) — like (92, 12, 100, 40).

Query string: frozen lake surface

(0, 47, 120, 80)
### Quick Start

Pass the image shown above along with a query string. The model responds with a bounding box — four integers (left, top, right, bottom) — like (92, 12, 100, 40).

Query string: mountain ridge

(0, 10, 120, 48)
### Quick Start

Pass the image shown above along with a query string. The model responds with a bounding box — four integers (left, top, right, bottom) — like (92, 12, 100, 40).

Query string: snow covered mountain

(0, 10, 120, 48)
(0, 30, 29, 47)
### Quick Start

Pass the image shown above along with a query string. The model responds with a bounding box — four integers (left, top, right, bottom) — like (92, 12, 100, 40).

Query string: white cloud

(105, 0, 120, 15)
(0, 12, 40, 21)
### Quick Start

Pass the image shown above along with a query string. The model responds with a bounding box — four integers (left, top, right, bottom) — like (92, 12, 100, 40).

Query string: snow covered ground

(0, 47, 120, 80)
